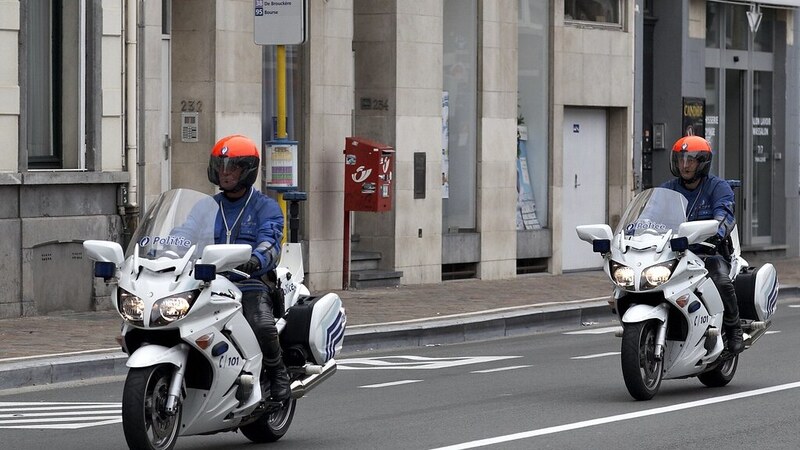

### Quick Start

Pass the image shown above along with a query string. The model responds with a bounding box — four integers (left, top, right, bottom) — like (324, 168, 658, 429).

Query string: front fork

(654, 317, 668, 361)
(165, 357, 188, 415)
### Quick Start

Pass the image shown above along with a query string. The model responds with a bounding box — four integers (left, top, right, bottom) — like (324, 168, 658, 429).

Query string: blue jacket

(660, 174, 736, 240)
(214, 187, 284, 278)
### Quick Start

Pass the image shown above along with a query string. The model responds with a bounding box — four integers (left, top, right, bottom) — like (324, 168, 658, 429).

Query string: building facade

(639, 0, 800, 256)
(0, 0, 796, 318)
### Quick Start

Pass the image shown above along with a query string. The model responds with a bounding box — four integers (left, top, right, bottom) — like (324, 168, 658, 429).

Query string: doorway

(706, 2, 776, 247)
(562, 108, 607, 271)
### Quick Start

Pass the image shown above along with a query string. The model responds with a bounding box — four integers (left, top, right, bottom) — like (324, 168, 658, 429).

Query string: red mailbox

(344, 137, 394, 212)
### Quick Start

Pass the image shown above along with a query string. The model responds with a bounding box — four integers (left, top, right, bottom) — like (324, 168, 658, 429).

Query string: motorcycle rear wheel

(698, 352, 739, 387)
(241, 398, 296, 442)
(122, 364, 182, 450)
(621, 320, 663, 401)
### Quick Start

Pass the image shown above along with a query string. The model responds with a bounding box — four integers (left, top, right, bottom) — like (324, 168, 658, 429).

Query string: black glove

(235, 255, 261, 275)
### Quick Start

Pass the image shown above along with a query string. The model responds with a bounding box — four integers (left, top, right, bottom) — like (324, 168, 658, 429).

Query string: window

(25, 0, 90, 169)
(565, 0, 622, 27)
(442, 0, 478, 232)
(517, 0, 549, 227)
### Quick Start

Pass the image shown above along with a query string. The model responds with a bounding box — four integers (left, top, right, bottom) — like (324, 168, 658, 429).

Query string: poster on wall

(682, 97, 705, 138)
(516, 134, 542, 231)
(442, 91, 450, 199)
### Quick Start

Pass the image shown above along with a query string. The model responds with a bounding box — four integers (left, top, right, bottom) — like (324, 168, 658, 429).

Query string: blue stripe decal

(767, 281, 779, 318)
(325, 311, 345, 360)
(328, 311, 345, 359)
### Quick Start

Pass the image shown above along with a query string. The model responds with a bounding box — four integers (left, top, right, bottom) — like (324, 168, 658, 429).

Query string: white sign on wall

(254, 0, 307, 45)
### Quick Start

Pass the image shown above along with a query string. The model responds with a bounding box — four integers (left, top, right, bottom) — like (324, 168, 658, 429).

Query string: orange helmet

(207, 135, 260, 190)
(669, 135, 712, 180)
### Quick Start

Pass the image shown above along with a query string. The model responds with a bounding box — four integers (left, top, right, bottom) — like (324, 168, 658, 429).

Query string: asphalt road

(2, 296, 799, 450)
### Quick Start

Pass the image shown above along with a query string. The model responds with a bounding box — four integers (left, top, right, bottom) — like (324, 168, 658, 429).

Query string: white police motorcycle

(83, 188, 345, 449)
(577, 187, 777, 400)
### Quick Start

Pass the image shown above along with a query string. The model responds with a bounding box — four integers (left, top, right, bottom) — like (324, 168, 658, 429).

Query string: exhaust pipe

(290, 359, 337, 399)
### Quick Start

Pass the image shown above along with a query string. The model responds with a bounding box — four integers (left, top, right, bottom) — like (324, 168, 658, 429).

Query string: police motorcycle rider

(660, 135, 744, 355)
(207, 134, 291, 401)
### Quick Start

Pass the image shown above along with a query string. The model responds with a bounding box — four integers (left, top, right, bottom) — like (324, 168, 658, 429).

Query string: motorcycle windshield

(616, 187, 688, 237)
(127, 189, 218, 261)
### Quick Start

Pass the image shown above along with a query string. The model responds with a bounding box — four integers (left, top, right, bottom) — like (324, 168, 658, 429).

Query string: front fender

(126, 343, 189, 369)
(621, 303, 669, 324)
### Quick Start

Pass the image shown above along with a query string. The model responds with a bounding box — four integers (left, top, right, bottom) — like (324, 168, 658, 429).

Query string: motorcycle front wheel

(122, 364, 182, 450)
(621, 320, 663, 401)
(241, 398, 296, 442)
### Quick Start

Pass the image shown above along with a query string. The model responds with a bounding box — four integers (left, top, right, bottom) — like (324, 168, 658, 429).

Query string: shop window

(517, 0, 549, 228)
(25, 1, 90, 169)
(753, 9, 774, 53)
(706, 2, 721, 48)
(565, 0, 622, 27)
(442, 0, 478, 232)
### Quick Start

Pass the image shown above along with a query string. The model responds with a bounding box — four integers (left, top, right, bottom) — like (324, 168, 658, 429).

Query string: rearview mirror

(83, 240, 124, 265)
(576, 224, 613, 243)
(200, 244, 252, 273)
(677, 220, 718, 244)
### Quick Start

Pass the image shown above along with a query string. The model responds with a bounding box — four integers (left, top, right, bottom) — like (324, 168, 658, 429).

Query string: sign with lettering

(254, 0, 306, 45)
(682, 97, 705, 138)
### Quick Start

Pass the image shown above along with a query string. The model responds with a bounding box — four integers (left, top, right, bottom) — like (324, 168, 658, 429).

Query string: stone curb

(1, 287, 796, 391)
(343, 299, 615, 354)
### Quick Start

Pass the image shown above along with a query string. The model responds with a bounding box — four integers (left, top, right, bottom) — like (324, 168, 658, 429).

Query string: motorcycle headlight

(150, 290, 200, 327)
(640, 260, 678, 290)
(118, 289, 145, 325)
(610, 261, 635, 289)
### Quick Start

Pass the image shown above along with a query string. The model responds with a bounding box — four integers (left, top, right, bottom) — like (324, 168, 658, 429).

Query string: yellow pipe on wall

(276, 45, 288, 243)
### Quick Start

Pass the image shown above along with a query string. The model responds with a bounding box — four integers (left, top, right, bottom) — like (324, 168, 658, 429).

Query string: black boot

(725, 324, 744, 355)
(264, 361, 291, 401)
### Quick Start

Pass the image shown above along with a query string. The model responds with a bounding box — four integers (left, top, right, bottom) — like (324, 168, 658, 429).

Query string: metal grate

(442, 263, 477, 281)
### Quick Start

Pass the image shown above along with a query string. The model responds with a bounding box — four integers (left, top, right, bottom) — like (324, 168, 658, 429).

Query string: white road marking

(564, 326, 620, 335)
(430, 381, 800, 450)
(471, 365, 532, 374)
(788, 305, 800, 308)
(571, 352, 620, 360)
(0, 404, 120, 412)
(0, 402, 121, 430)
(0, 410, 120, 418)
(0, 418, 122, 430)
(0, 402, 120, 407)
(359, 380, 423, 389)
(339, 355, 522, 370)
(765, 330, 781, 335)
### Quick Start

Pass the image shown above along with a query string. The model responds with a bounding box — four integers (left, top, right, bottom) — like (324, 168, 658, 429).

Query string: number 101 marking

(219, 355, 240, 368)
(693, 315, 709, 326)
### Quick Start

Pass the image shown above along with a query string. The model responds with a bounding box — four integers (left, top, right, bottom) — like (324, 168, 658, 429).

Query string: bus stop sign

(254, 0, 306, 45)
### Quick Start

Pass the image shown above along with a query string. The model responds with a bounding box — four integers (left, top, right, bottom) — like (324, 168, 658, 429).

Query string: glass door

(723, 68, 745, 234)
(751, 71, 773, 244)
(706, 2, 775, 247)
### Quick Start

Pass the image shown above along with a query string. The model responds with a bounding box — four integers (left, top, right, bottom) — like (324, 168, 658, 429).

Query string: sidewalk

(1, 253, 797, 390)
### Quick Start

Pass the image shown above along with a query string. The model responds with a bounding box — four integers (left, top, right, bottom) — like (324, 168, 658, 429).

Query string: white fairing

(308, 293, 347, 363)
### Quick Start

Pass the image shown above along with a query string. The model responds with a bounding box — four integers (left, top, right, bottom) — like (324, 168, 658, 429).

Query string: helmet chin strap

(220, 183, 249, 198)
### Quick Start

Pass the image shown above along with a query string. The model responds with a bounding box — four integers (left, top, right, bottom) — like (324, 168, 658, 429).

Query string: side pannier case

(734, 263, 778, 321)
(281, 293, 346, 364)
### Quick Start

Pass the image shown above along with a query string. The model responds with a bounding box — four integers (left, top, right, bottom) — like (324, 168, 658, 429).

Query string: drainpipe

(122, 0, 140, 246)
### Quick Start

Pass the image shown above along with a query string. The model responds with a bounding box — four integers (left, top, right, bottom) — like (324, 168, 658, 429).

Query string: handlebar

(229, 268, 251, 279)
